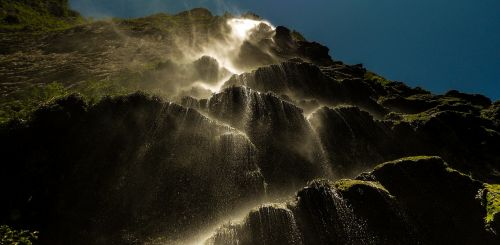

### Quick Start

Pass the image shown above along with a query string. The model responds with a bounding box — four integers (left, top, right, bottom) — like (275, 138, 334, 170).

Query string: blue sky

(70, 0, 500, 100)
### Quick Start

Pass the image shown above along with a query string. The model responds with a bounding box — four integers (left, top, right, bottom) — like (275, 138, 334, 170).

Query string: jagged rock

(208, 157, 499, 245)
(1, 4, 499, 245)
(176, 8, 213, 18)
(296, 41, 333, 66)
(236, 40, 277, 70)
(192, 56, 223, 84)
(207, 204, 303, 245)
(293, 180, 376, 245)
(224, 60, 387, 117)
(483, 184, 500, 238)
(369, 156, 495, 244)
(274, 26, 294, 51)
(0, 93, 266, 244)
(308, 106, 394, 178)
(307, 104, 500, 182)
(445, 90, 492, 107)
(482, 101, 500, 129)
(379, 93, 438, 114)
(207, 86, 331, 193)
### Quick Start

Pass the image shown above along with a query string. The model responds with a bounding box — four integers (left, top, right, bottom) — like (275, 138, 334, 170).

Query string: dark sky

(70, 0, 500, 100)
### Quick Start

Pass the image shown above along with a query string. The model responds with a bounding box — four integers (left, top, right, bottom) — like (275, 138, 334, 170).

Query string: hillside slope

(0, 6, 499, 245)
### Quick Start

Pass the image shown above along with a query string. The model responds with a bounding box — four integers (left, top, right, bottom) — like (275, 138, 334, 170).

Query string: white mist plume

(178, 17, 276, 94)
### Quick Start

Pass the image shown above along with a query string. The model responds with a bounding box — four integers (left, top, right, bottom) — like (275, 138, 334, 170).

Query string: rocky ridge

(0, 4, 499, 245)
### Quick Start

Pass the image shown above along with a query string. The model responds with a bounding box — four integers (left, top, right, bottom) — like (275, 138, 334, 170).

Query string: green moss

(0, 0, 83, 32)
(398, 111, 434, 122)
(0, 225, 38, 245)
(334, 179, 389, 193)
(291, 30, 306, 42)
(119, 9, 220, 35)
(484, 184, 500, 228)
(445, 167, 475, 180)
(0, 82, 69, 123)
(0, 79, 135, 123)
(364, 71, 391, 86)
(373, 156, 442, 171)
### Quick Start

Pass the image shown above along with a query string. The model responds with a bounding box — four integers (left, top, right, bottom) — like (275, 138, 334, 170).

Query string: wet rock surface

(309, 104, 500, 182)
(207, 86, 330, 194)
(208, 157, 499, 245)
(0, 93, 266, 244)
(1, 5, 499, 245)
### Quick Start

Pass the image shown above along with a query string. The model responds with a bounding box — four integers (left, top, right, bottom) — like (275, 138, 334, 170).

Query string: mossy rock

(0, 225, 38, 245)
(484, 184, 500, 235)
(333, 179, 389, 194)
(371, 156, 495, 244)
(0, 0, 82, 31)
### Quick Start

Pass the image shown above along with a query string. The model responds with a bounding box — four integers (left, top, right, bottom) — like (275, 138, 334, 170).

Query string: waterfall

(205, 181, 377, 245)
(206, 204, 302, 245)
(206, 86, 333, 195)
(295, 180, 375, 245)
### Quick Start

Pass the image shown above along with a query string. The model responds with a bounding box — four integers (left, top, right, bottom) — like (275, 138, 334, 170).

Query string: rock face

(1, 6, 499, 245)
(207, 204, 303, 245)
(207, 156, 499, 245)
(0, 93, 266, 244)
(223, 59, 386, 117)
(368, 156, 493, 244)
(308, 104, 500, 182)
(309, 106, 393, 177)
(207, 86, 331, 193)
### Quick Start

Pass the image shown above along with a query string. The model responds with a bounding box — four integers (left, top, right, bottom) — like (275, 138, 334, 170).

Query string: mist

(1, 1, 499, 245)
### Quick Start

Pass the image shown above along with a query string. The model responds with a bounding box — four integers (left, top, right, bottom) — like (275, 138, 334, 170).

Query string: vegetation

(373, 156, 441, 171)
(0, 0, 83, 31)
(334, 179, 389, 193)
(484, 184, 500, 230)
(364, 71, 391, 86)
(118, 8, 221, 36)
(0, 225, 38, 245)
(291, 30, 306, 42)
(0, 80, 134, 123)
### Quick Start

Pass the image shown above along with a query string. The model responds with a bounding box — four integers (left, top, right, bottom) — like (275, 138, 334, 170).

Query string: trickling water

(205, 223, 241, 245)
(205, 181, 380, 245)
(206, 204, 302, 245)
(206, 86, 333, 188)
(296, 181, 375, 245)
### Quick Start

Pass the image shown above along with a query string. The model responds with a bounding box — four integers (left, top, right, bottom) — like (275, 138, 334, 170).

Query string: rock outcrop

(0, 93, 266, 244)
(207, 86, 331, 193)
(0, 6, 499, 245)
(308, 104, 500, 182)
(207, 156, 499, 245)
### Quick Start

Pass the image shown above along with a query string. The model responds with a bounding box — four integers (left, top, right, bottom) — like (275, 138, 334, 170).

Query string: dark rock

(207, 86, 331, 193)
(274, 26, 294, 51)
(308, 104, 500, 182)
(3, 15, 20, 24)
(0, 93, 266, 244)
(445, 90, 492, 107)
(193, 56, 221, 84)
(309, 106, 393, 178)
(224, 60, 387, 117)
(371, 156, 495, 244)
(208, 204, 302, 245)
(296, 41, 333, 66)
(236, 40, 277, 70)
(176, 8, 213, 18)
(208, 158, 498, 245)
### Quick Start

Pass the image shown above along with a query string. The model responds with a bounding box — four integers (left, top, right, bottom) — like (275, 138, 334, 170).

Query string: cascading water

(205, 204, 302, 245)
(294, 181, 375, 245)
(204, 181, 378, 245)
(205, 86, 332, 194)
(182, 17, 276, 94)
